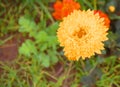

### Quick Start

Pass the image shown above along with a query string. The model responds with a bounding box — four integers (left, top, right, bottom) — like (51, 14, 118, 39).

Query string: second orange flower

(52, 0, 80, 20)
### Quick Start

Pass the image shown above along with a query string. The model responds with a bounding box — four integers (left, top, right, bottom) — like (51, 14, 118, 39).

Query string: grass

(1, 56, 120, 87)
(0, 0, 120, 87)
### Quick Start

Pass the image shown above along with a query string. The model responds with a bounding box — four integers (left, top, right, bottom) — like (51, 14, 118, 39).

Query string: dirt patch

(0, 43, 18, 61)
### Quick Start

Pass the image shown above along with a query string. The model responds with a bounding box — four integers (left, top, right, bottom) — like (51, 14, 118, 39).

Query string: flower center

(73, 28, 86, 38)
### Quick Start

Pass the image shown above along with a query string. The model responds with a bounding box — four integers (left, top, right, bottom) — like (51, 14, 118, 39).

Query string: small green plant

(18, 17, 59, 67)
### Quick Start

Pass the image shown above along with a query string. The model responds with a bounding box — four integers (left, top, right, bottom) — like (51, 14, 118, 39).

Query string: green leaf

(46, 22, 59, 35)
(40, 43, 48, 52)
(48, 50, 58, 64)
(37, 19, 46, 30)
(40, 53, 50, 67)
(35, 31, 48, 43)
(51, 55, 58, 64)
(19, 17, 37, 33)
(47, 36, 58, 49)
(19, 39, 37, 57)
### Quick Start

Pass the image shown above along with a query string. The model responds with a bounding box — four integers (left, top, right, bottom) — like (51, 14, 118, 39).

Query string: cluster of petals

(94, 10, 110, 28)
(52, 0, 80, 20)
(57, 10, 109, 60)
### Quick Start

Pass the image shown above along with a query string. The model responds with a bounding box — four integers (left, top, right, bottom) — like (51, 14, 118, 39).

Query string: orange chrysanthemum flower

(57, 10, 109, 60)
(52, 0, 80, 20)
(94, 10, 110, 28)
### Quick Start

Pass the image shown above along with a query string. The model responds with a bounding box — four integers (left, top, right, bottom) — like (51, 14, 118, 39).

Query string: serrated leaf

(35, 31, 48, 43)
(19, 39, 37, 57)
(40, 43, 48, 52)
(48, 50, 58, 64)
(46, 22, 59, 35)
(47, 36, 58, 48)
(40, 53, 50, 67)
(19, 17, 37, 33)
(51, 55, 58, 64)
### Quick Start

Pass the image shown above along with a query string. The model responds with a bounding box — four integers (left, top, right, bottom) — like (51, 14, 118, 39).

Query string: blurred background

(0, 0, 120, 87)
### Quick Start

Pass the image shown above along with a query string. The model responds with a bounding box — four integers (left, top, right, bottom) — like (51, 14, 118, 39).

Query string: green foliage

(19, 39, 37, 57)
(19, 17, 37, 33)
(96, 56, 120, 87)
(18, 16, 59, 67)
(0, 4, 19, 36)
(0, 0, 120, 87)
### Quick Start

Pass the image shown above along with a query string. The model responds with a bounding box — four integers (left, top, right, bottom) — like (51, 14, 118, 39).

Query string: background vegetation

(0, 0, 120, 87)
